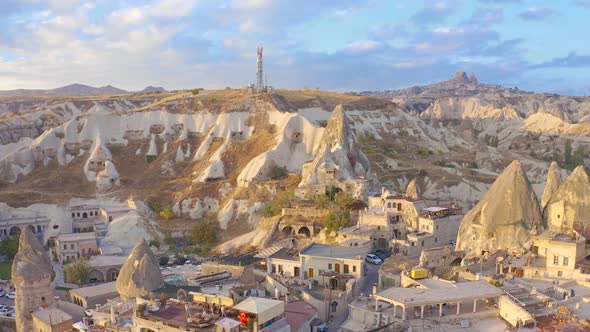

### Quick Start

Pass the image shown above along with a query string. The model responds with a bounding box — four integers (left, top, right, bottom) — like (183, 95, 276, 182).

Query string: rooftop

(232, 296, 284, 315)
(269, 248, 299, 261)
(300, 243, 365, 260)
(32, 307, 72, 325)
(384, 195, 422, 202)
(70, 281, 118, 299)
(536, 231, 582, 243)
(285, 300, 318, 331)
(376, 280, 503, 306)
(56, 232, 97, 242)
(87, 255, 127, 268)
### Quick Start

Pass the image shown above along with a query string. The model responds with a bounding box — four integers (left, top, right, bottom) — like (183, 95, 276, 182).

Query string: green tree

(565, 139, 573, 169)
(148, 240, 160, 250)
(0, 236, 19, 259)
(159, 207, 174, 220)
(572, 145, 586, 170)
(323, 211, 351, 233)
(191, 222, 220, 248)
(262, 190, 294, 217)
(64, 259, 92, 285)
(269, 165, 288, 180)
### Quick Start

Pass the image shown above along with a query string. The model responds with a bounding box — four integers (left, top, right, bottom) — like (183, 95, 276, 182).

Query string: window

(563, 257, 569, 266)
(344, 264, 349, 273)
(328, 263, 332, 270)
(421, 240, 424, 247)
(71, 244, 75, 250)
(435, 237, 437, 243)
(544, 248, 548, 255)
(553, 256, 559, 265)
(436, 225, 439, 230)
(272, 265, 276, 273)
(63, 244, 67, 250)
(558, 271, 563, 277)
(397, 203, 402, 211)
(353, 266, 357, 273)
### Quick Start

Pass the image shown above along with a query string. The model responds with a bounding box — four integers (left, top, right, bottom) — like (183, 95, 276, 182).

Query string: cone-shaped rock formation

(405, 179, 419, 199)
(541, 161, 562, 210)
(116, 239, 164, 299)
(456, 160, 543, 256)
(546, 166, 590, 233)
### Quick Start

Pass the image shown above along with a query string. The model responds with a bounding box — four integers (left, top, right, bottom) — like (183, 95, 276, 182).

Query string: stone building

(54, 232, 99, 263)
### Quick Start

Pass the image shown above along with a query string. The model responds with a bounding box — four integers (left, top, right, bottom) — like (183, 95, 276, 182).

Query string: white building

(394, 206, 462, 257)
(54, 232, 98, 263)
(266, 243, 369, 288)
(523, 231, 587, 279)
(299, 243, 367, 285)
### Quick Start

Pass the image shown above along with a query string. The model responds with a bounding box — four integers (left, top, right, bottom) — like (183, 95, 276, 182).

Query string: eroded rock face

(456, 160, 543, 256)
(115, 239, 164, 299)
(12, 228, 52, 285)
(546, 166, 590, 233)
(12, 228, 53, 332)
(541, 161, 562, 210)
(405, 179, 419, 199)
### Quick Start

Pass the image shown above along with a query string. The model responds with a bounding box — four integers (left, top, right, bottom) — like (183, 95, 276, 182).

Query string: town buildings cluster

(6, 161, 590, 332)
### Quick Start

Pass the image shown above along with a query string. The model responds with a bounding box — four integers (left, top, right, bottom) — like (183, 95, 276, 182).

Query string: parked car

(365, 254, 383, 265)
(0, 289, 6, 297)
(375, 249, 391, 258)
(0, 308, 14, 316)
(158, 255, 169, 266)
(6, 292, 15, 299)
(0, 305, 6, 310)
(174, 257, 187, 265)
(372, 251, 388, 261)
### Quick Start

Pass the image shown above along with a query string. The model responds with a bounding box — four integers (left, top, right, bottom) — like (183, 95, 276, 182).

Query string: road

(360, 262, 381, 296)
(328, 261, 381, 332)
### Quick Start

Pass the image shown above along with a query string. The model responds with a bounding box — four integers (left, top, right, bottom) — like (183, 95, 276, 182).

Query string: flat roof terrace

(375, 280, 503, 307)
(300, 243, 365, 260)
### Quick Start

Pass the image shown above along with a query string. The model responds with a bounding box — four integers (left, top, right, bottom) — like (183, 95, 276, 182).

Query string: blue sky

(0, 0, 589, 95)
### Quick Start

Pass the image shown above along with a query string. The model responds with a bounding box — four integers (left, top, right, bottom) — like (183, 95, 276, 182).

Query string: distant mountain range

(0, 83, 166, 96)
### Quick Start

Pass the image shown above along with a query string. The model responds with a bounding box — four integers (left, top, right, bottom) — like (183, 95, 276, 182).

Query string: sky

(0, 0, 589, 95)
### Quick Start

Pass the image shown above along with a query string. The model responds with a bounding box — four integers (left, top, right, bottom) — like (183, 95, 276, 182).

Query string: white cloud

(82, 24, 104, 35)
(109, 7, 147, 26)
(347, 40, 380, 52)
(149, 0, 196, 18)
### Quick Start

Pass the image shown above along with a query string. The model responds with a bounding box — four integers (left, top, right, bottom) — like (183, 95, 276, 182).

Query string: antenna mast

(256, 45, 264, 92)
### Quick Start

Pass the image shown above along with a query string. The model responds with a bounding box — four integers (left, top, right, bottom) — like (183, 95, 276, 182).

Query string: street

(328, 261, 381, 332)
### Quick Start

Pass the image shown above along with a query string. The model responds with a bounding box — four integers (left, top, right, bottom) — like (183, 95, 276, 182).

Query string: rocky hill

(0, 83, 128, 96)
(2, 77, 590, 251)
